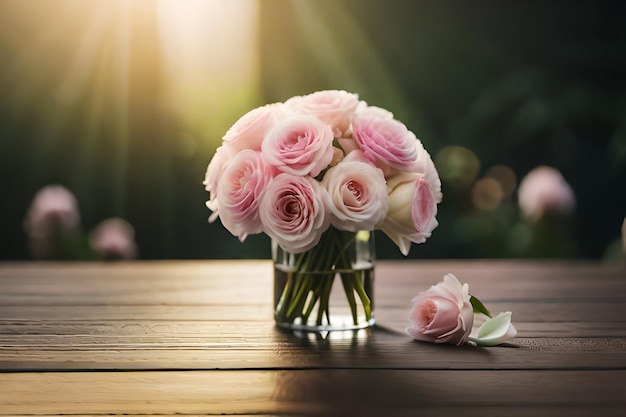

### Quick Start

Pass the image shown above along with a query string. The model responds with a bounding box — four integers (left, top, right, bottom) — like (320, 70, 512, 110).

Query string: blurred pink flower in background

(23, 185, 81, 259)
(517, 166, 575, 223)
(89, 218, 137, 260)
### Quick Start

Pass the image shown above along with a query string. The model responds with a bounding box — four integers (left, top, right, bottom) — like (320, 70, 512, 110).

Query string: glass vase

(272, 226, 375, 331)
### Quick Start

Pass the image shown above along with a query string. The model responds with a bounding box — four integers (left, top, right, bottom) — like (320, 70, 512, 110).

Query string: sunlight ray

(31, 3, 112, 166)
(110, 7, 131, 214)
(53, 4, 111, 109)
(292, 1, 410, 118)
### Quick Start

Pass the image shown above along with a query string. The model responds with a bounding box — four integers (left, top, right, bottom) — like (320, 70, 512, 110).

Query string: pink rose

(517, 165, 575, 223)
(259, 173, 329, 253)
(23, 185, 81, 259)
(322, 151, 388, 231)
(380, 173, 438, 256)
(222, 103, 291, 151)
(407, 273, 474, 345)
(354, 102, 394, 119)
(89, 218, 137, 260)
(216, 149, 275, 241)
(352, 114, 418, 176)
(285, 90, 359, 137)
(23, 185, 80, 239)
(262, 115, 334, 177)
(203, 145, 238, 222)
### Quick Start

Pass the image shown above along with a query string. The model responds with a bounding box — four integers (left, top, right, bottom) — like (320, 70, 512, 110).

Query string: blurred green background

(1, 0, 625, 261)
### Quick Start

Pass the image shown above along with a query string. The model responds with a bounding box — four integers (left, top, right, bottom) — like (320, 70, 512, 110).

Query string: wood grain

(1, 370, 625, 416)
(0, 260, 625, 415)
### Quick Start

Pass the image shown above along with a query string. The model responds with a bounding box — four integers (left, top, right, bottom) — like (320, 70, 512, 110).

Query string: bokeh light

(485, 165, 517, 199)
(434, 146, 480, 188)
(471, 177, 504, 211)
(1, 1, 624, 261)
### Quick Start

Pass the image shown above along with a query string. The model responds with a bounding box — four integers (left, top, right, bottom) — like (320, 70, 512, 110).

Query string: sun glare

(0, 0, 261, 218)
(157, 0, 261, 147)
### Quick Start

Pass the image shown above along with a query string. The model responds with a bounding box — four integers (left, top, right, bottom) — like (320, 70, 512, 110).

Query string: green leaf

(470, 295, 492, 318)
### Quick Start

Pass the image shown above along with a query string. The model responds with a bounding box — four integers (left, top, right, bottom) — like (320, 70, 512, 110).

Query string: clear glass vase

(272, 226, 375, 331)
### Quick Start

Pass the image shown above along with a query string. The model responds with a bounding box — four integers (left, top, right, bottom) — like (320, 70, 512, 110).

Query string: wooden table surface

(0, 260, 625, 416)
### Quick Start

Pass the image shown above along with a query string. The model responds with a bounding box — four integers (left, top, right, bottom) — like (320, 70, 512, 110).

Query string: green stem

(340, 272, 358, 325)
(353, 274, 372, 321)
(273, 226, 373, 328)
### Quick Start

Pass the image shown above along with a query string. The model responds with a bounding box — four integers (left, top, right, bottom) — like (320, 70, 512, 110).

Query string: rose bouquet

(204, 90, 441, 329)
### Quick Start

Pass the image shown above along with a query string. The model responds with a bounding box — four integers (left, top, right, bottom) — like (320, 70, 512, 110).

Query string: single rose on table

(406, 273, 474, 345)
(407, 273, 517, 347)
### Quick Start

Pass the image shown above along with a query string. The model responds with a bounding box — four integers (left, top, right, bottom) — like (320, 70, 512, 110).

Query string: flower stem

(273, 226, 374, 329)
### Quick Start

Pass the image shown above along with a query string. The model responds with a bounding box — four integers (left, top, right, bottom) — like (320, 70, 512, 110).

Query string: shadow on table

(269, 325, 493, 415)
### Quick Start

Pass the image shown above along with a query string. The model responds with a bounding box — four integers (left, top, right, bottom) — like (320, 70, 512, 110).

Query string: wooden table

(0, 260, 625, 416)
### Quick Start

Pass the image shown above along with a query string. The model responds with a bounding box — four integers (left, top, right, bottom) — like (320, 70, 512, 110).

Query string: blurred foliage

(0, 0, 625, 260)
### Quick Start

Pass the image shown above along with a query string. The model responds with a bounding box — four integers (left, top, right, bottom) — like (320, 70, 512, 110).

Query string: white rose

(410, 139, 442, 203)
(322, 151, 388, 231)
(380, 172, 439, 256)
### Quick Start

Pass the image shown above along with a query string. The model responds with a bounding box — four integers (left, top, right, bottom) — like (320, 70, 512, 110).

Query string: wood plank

(1, 325, 625, 371)
(2, 318, 626, 339)
(0, 261, 624, 306)
(1, 261, 625, 371)
(2, 298, 626, 323)
(1, 370, 625, 415)
(0, 261, 274, 306)
(0, 261, 625, 415)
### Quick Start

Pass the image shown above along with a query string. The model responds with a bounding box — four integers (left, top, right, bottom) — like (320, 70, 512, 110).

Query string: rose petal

(472, 311, 517, 346)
